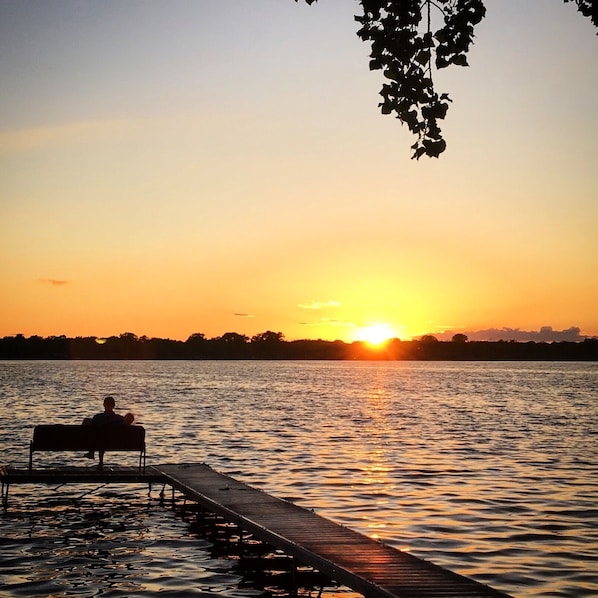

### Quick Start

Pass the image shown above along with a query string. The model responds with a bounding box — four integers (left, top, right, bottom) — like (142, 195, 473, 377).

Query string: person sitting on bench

(89, 395, 126, 425)
(83, 396, 133, 459)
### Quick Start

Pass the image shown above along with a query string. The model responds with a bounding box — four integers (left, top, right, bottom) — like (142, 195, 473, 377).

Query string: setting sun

(356, 324, 397, 346)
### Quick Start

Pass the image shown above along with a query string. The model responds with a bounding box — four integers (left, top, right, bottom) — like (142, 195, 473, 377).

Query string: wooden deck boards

(1, 465, 163, 486)
(153, 463, 511, 598)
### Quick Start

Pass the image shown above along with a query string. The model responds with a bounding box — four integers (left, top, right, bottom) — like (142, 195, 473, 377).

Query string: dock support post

(237, 522, 244, 556)
(1, 480, 8, 511)
(290, 557, 297, 598)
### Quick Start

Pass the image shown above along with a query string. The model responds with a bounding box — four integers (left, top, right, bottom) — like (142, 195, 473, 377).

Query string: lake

(0, 360, 596, 597)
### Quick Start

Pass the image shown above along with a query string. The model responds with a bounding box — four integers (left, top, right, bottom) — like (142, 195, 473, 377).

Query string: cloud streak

(298, 300, 341, 310)
(39, 278, 69, 286)
(299, 318, 357, 329)
(0, 120, 128, 154)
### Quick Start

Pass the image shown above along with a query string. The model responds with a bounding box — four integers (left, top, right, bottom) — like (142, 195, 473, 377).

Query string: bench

(29, 425, 146, 473)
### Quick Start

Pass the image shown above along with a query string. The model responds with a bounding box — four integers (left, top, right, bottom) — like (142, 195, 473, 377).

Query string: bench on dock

(29, 425, 146, 473)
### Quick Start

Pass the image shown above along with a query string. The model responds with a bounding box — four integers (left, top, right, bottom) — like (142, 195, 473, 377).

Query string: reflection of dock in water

(2, 462, 511, 597)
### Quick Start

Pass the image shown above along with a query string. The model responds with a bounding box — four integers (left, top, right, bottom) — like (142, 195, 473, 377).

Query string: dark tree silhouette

(0, 333, 597, 360)
(251, 331, 286, 359)
(213, 332, 250, 359)
(298, 0, 598, 158)
(251, 331, 285, 344)
(185, 332, 209, 359)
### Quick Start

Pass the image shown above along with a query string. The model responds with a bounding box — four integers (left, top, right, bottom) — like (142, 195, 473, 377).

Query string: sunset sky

(1, 0, 597, 343)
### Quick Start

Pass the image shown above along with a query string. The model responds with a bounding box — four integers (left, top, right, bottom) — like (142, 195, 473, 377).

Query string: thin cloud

(234, 312, 255, 318)
(300, 318, 356, 328)
(298, 300, 341, 310)
(0, 120, 128, 154)
(39, 278, 69, 286)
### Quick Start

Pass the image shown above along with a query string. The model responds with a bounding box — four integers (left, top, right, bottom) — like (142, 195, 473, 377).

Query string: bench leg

(98, 450, 105, 471)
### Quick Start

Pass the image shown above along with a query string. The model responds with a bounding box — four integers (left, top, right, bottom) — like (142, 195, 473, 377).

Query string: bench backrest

(31, 424, 145, 452)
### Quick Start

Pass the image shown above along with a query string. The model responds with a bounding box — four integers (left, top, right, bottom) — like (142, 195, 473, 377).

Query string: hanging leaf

(297, 0, 597, 158)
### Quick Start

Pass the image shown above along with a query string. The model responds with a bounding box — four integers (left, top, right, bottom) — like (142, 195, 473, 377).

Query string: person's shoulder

(107, 413, 126, 424)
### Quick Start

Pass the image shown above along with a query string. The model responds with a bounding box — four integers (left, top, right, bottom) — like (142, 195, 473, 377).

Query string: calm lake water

(0, 360, 596, 597)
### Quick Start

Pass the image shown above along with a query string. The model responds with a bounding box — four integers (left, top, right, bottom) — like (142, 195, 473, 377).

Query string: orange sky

(1, 1, 597, 343)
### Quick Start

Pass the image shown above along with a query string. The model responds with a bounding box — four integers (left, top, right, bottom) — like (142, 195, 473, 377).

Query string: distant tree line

(0, 331, 597, 361)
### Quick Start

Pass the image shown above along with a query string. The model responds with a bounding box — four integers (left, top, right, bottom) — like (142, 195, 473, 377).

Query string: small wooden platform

(153, 463, 512, 598)
(1, 465, 162, 485)
(0, 465, 163, 509)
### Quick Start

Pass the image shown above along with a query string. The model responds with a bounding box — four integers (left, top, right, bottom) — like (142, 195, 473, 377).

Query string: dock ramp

(153, 463, 511, 598)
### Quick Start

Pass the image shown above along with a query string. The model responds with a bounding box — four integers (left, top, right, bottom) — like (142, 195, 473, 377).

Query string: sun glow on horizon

(355, 323, 397, 346)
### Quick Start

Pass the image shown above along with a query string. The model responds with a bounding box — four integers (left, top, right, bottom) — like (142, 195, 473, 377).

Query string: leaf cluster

(564, 0, 598, 30)
(297, 0, 597, 158)
(355, 0, 485, 159)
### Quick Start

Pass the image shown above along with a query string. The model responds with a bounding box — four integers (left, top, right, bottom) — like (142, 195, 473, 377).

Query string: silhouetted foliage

(1, 333, 596, 361)
(185, 333, 210, 359)
(211, 333, 251, 359)
(565, 0, 598, 28)
(251, 331, 286, 359)
(298, 0, 598, 158)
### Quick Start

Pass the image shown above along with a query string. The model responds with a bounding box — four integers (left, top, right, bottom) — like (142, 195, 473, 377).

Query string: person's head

(103, 396, 116, 411)
(124, 412, 135, 425)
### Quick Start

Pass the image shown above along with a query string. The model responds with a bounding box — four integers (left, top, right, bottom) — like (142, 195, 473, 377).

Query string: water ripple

(1, 360, 597, 597)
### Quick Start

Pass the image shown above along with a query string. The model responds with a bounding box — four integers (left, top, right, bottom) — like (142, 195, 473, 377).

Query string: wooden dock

(0, 465, 163, 509)
(153, 463, 512, 598)
(1, 462, 512, 597)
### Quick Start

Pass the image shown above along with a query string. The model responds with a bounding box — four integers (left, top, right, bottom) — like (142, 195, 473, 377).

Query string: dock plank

(152, 463, 511, 598)
(1, 465, 163, 485)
